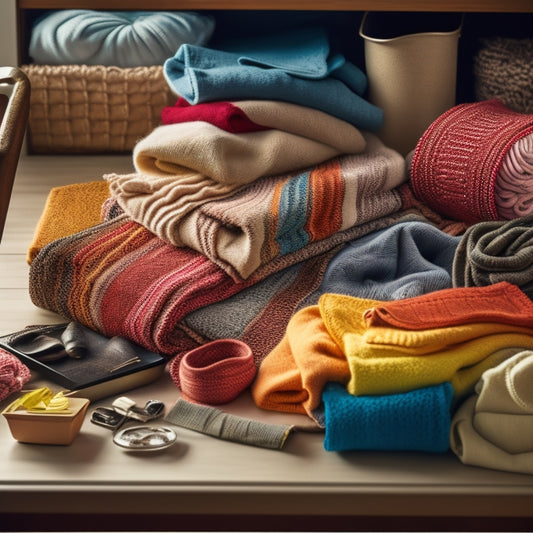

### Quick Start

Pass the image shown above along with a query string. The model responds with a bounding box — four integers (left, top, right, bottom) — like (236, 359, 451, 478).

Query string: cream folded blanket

(106, 101, 367, 225)
(109, 132, 405, 280)
(450, 350, 533, 475)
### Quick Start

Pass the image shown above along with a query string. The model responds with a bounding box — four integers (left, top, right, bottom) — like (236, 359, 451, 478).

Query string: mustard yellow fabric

(320, 292, 533, 399)
(27, 181, 110, 264)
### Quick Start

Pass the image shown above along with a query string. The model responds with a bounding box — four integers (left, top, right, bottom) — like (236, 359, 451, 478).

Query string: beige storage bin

(21, 64, 175, 154)
(359, 12, 462, 156)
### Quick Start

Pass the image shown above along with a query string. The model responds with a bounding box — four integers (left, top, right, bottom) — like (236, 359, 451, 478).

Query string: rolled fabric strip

(410, 99, 533, 223)
(164, 398, 294, 450)
(0, 348, 31, 402)
(172, 339, 256, 404)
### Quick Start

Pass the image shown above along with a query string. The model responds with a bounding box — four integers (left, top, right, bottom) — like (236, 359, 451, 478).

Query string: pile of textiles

(252, 282, 533, 452)
(28, 24, 467, 370)
(24, 21, 533, 473)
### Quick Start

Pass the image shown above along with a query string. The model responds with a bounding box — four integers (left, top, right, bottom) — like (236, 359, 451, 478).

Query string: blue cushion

(29, 10, 215, 67)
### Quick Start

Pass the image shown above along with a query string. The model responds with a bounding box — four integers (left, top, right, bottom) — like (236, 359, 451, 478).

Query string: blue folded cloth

(303, 220, 461, 304)
(164, 27, 383, 131)
(322, 382, 454, 453)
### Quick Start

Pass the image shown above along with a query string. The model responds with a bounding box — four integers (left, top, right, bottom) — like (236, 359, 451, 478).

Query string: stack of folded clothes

(23, 21, 533, 475)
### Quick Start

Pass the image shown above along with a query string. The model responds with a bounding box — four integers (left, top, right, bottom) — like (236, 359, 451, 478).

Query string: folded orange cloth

(363, 281, 533, 330)
(27, 181, 110, 264)
(252, 304, 349, 419)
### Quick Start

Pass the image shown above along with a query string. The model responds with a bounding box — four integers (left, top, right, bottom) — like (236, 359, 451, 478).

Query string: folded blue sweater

(164, 27, 384, 132)
(322, 382, 453, 453)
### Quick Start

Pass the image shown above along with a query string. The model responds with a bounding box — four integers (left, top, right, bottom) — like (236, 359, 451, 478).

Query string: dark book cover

(0, 322, 167, 400)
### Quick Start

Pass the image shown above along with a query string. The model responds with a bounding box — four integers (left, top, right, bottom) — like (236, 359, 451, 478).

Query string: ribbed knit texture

(363, 281, 533, 330)
(171, 339, 256, 404)
(411, 99, 533, 223)
(105, 127, 395, 281)
(322, 381, 453, 452)
(0, 348, 31, 402)
(452, 214, 533, 298)
(321, 289, 533, 399)
(164, 398, 294, 450)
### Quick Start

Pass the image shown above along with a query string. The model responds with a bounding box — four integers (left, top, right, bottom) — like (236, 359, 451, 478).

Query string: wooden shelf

(16, 0, 533, 13)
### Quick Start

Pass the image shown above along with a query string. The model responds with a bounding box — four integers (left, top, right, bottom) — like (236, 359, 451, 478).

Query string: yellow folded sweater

(320, 285, 533, 398)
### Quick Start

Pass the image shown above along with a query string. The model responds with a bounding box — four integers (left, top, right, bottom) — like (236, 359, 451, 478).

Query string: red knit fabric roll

(171, 339, 256, 405)
(410, 99, 533, 223)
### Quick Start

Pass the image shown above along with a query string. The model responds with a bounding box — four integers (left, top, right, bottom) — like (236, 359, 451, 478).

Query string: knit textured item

(0, 348, 31, 402)
(452, 213, 533, 298)
(252, 287, 533, 419)
(303, 220, 459, 303)
(107, 132, 404, 281)
(252, 304, 350, 420)
(322, 381, 453, 452)
(180, 211, 429, 366)
(494, 133, 533, 219)
(27, 181, 110, 264)
(363, 281, 533, 330)
(164, 398, 294, 450)
(410, 99, 533, 223)
(450, 350, 533, 475)
(170, 339, 256, 404)
(474, 37, 533, 114)
(320, 289, 533, 399)
(28, 202, 420, 368)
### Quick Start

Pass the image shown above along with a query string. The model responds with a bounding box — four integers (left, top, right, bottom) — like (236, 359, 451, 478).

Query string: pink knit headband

(170, 339, 256, 405)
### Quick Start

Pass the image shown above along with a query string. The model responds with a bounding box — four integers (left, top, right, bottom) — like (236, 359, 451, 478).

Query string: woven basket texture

(21, 64, 175, 153)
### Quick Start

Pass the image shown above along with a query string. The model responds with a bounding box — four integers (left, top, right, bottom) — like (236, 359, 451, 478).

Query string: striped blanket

(29, 208, 456, 368)
(107, 133, 406, 280)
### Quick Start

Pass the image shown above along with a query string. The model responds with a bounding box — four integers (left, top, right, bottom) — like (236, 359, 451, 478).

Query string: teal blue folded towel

(164, 27, 383, 131)
(322, 382, 453, 453)
(30, 10, 216, 68)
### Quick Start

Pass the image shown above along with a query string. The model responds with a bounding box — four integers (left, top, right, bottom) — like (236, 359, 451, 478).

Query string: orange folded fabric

(363, 281, 533, 330)
(252, 305, 349, 419)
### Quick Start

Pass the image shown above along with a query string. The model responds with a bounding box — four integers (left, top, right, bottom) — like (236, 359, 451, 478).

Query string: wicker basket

(21, 64, 176, 154)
